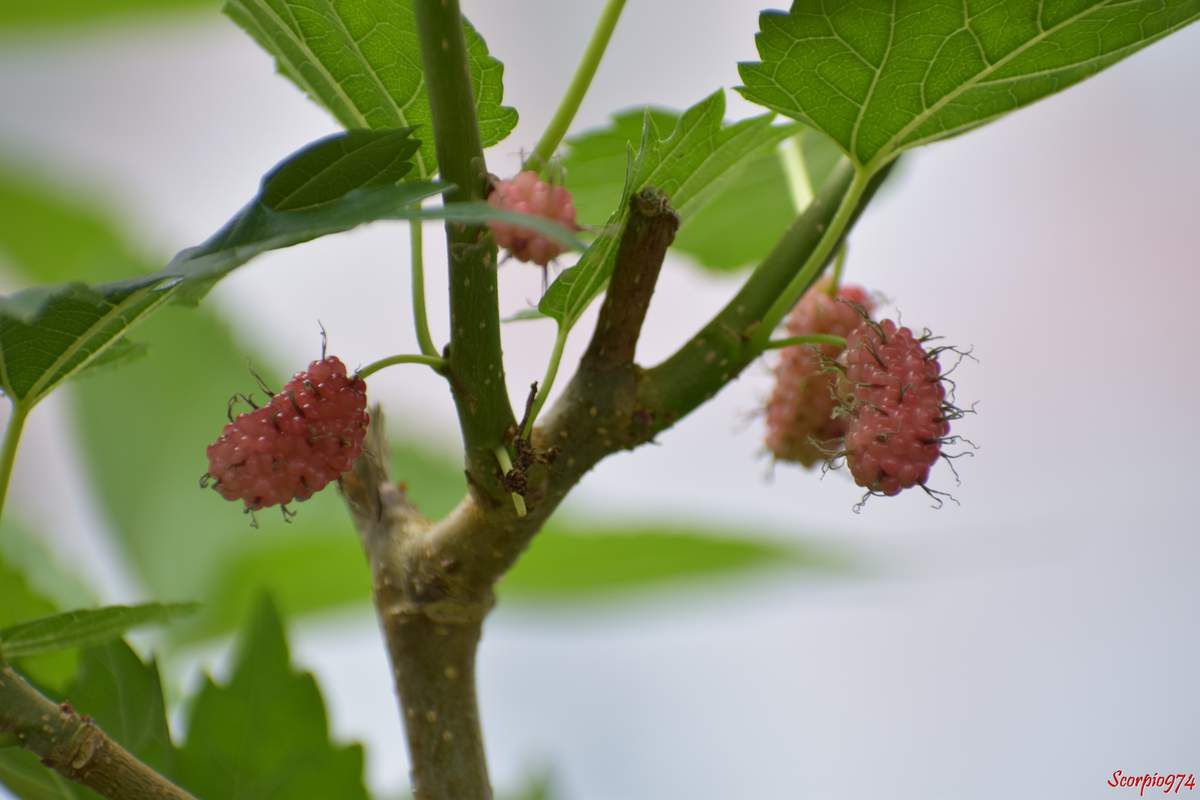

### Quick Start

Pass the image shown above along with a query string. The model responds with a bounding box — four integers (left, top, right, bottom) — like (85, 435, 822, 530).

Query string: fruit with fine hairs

(764, 280, 874, 467)
(202, 356, 368, 515)
(838, 320, 949, 497)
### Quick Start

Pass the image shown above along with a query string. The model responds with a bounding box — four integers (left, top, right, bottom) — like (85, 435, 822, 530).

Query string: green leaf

(0, 554, 87, 800)
(225, 0, 518, 176)
(0, 547, 76, 691)
(261, 128, 421, 211)
(499, 521, 844, 602)
(430, 203, 586, 252)
(0, 165, 391, 628)
(738, 0, 1200, 170)
(670, 144, 796, 271)
(177, 597, 368, 800)
(0, 639, 180, 799)
(559, 108, 681, 228)
(0, 750, 93, 800)
(0, 520, 94, 613)
(560, 109, 841, 271)
(156, 129, 580, 304)
(539, 91, 797, 327)
(0, 641, 178, 800)
(73, 337, 149, 377)
(0, 603, 196, 660)
(0, 277, 177, 409)
(170, 535, 370, 645)
(0, 163, 148, 286)
(64, 641, 177, 776)
(0, 0, 213, 32)
(160, 129, 445, 304)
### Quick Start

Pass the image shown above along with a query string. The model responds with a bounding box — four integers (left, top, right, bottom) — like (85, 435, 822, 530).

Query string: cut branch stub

(582, 187, 679, 371)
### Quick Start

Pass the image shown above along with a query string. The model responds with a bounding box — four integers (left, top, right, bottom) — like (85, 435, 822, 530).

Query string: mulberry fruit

(487, 171, 577, 266)
(203, 356, 369, 515)
(838, 320, 950, 498)
(764, 280, 874, 466)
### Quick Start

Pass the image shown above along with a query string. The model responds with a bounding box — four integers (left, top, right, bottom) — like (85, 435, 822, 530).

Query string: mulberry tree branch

(340, 412, 491, 800)
(345, 151, 886, 800)
(414, 0, 516, 502)
(340, 190, 679, 799)
(638, 159, 892, 431)
(0, 665, 197, 800)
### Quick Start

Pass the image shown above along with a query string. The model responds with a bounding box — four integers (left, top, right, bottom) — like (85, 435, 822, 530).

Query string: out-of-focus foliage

(64, 642, 178, 778)
(0, 520, 93, 610)
(0, 596, 364, 800)
(561, 104, 844, 271)
(0, 547, 76, 690)
(502, 523, 817, 601)
(0, 603, 195, 660)
(176, 597, 369, 800)
(0, 0, 215, 32)
(541, 90, 798, 328)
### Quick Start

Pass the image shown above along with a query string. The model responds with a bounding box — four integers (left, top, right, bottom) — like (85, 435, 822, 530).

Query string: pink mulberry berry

(764, 280, 874, 466)
(838, 320, 949, 498)
(203, 356, 369, 515)
(487, 171, 577, 266)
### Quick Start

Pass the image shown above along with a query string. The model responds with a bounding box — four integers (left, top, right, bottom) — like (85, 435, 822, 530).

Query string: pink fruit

(203, 356, 368, 513)
(487, 171, 577, 266)
(838, 320, 949, 497)
(764, 281, 874, 466)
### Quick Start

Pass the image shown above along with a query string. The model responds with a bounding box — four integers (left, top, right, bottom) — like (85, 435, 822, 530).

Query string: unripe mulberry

(764, 281, 874, 466)
(487, 171, 577, 266)
(203, 356, 368, 514)
(838, 320, 949, 497)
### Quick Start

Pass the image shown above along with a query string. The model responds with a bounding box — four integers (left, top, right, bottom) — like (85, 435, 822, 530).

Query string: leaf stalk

(355, 353, 447, 380)
(527, 0, 629, 170)
(0, 403, 29, 522)
(522, 328, 568, 438)
(409, 218, 439, 357)
(749, 168, 870, 349)
(764, 334, 847, 351)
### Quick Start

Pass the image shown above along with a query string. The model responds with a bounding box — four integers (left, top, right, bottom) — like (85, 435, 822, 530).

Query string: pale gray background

(2, 1, 1198, 798)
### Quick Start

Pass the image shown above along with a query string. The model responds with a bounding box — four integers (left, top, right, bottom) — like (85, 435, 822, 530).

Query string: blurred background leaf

(669, 144, 795, 271)
(559, 100, 844, 272)
(501, 522, 842, 602)
(0, 0, 214, 33)
(0, 519, 94, 609)
(63, 641, 178, 777)
(0, 166, 148, 284)
(0, 603, 196, 660)
(541, 91, 798, 328)
(0, 546, 76, 690)
(177, 596, 368, 800)
(0, 751, 95, 800)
